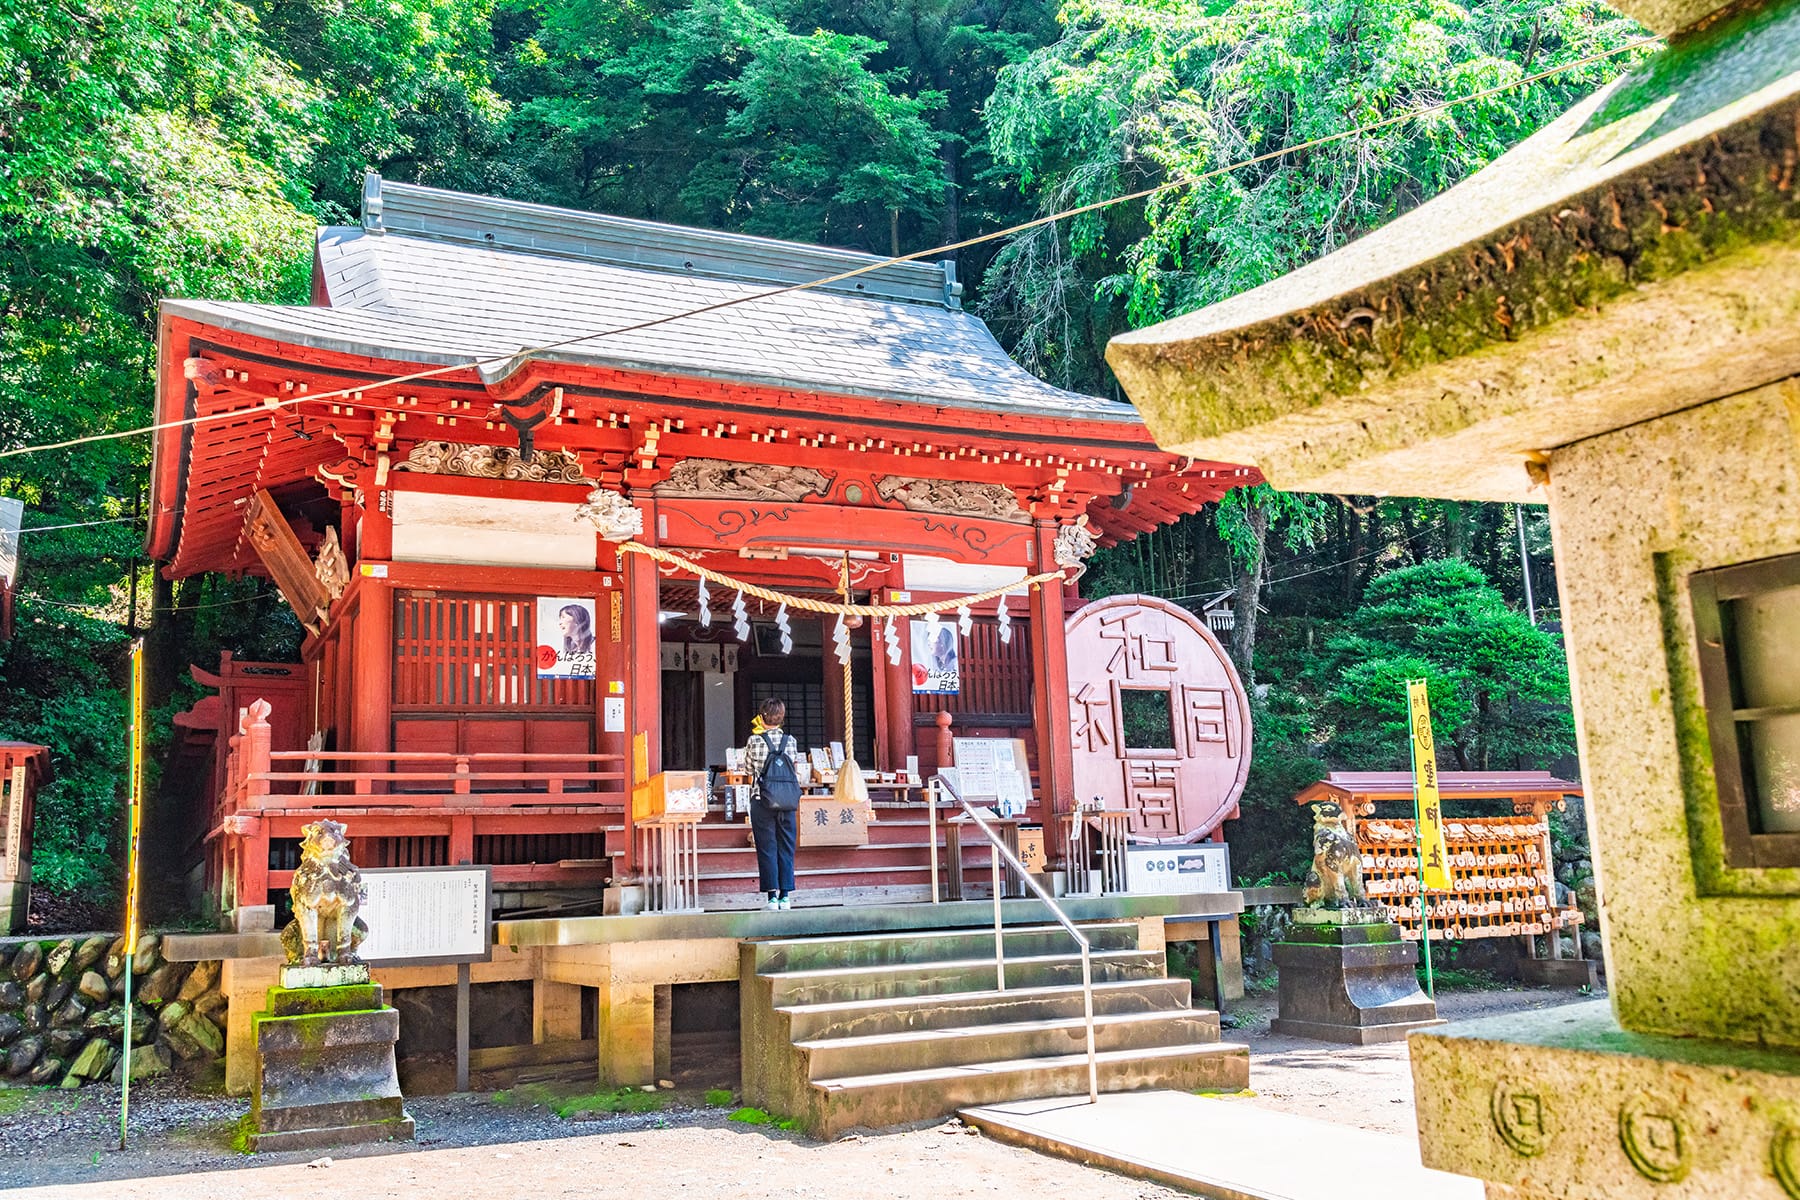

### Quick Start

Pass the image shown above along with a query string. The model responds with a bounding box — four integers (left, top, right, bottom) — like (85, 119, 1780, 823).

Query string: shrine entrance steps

(738, 922, 1248, 1139)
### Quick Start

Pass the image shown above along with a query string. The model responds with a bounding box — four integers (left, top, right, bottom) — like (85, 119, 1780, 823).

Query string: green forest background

(0, 0, 1649, 908)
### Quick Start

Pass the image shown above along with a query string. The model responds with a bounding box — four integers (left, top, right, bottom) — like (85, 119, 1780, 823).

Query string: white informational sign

(358, 867, 492, 966)
(603, 695, 626, 733)
(537, 596, 598, 679)
(953, 738, 1031, 815)
(1124, 844, 1231, 895)
(911, 619, 960, 694)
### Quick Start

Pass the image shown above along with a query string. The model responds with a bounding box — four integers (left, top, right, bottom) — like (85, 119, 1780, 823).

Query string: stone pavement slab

(962, 1090, 1484, 1200)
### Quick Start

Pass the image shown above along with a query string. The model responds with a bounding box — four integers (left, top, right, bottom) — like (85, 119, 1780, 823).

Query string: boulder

(42, 980, 72, 1011)
(77, 971, 110, 1004)
(44, 938, 75, 980)
(20, 1002, 44, 1031)
(0, 1013, 20, 1045)
(47, 1027, 85, 1058)
(10, 941, 41, 982)
(137, 961, 189, 1005)
(0, 981, 19, 1009)
(24, 974, 46, 1004)
(84, 1005, 150, 1043)
(62, 1037, 116, 1088)
(73, 935, 110, 973)
(176, 959, 219, 1002)
(1581, 931, 1605, 960)
(195, 990, 228, 1022)
(27, 1055, 63, 1086)
(110, 1043, 170, 1084)
(6, 1035, 43, 1076)
(163, 1008, 224, 1060)
(103, 936, 128, 981)
(50, 998, 87, 1029)
(131, 935, 160, 977)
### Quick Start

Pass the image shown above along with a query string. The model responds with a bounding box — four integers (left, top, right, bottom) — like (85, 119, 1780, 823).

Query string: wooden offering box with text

(632, 771, 709, 823)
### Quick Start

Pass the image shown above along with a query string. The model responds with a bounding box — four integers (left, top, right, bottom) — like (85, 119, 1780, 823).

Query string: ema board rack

(1356, 814, 1584, 941)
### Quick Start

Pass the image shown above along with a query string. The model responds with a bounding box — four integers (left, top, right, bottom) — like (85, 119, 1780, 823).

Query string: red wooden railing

(209, 699, 626, 913)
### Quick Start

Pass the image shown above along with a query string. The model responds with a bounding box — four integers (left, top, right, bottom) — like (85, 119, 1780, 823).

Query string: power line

(0, 36, 1658, 465)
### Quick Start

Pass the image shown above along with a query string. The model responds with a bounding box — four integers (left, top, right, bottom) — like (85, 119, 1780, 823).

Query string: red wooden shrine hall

(146, 174, 1257, 921)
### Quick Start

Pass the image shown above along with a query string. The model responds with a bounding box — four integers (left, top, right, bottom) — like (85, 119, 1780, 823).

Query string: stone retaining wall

(0, 934, 227, 1088)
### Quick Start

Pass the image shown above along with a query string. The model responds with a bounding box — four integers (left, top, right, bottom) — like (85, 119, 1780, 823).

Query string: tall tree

(980, 0, 1649, 392)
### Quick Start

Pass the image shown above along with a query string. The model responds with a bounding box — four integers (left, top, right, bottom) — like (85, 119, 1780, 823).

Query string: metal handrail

(930, 773, 1099, 1105)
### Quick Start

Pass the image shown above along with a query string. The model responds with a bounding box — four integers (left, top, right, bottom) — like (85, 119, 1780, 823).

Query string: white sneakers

(777, 896, 793, 911)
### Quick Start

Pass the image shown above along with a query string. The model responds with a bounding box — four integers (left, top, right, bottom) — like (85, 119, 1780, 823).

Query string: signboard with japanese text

(910, 619, 960, 694)
(537, 597, 598, 679)
(1124, 843, 1230, 894)
(1407, 680, 1455, 892)
(357, 866, 492, 966)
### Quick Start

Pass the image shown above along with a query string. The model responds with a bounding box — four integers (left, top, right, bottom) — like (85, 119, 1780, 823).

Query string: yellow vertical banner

(1407, 679, 1454, 893)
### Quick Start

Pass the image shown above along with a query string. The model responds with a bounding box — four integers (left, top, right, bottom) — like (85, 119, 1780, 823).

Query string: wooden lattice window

(394, 592, 597, 710)
(1691, 553, 1800, 869)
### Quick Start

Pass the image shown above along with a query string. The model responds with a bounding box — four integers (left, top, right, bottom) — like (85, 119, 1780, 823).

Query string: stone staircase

(739, 921, 1248, 1138)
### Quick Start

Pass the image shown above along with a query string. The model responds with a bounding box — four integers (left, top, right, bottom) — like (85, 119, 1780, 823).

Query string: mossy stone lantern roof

(1107, 0, 1800, 502)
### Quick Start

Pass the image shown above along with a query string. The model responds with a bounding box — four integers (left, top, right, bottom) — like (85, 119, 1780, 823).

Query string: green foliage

(703, 1087, 735, 1106)
(981, 0, 1650, 389)
(727, 1105, 800, 1130)
(1314, 559, 1574, 771)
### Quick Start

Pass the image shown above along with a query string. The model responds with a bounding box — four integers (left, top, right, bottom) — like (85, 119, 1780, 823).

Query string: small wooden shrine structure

(0, 742, 51, 933)
(148, 175, 1258, 923)
(1295, 771, 1586, 944)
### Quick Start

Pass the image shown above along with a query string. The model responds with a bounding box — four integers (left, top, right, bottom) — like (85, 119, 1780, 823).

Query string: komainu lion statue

(280, 819, 369, 967)
(1302, 801, 1371, 910)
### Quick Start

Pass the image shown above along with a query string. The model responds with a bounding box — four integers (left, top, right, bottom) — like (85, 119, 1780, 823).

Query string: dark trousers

(751, 801, 797, 894)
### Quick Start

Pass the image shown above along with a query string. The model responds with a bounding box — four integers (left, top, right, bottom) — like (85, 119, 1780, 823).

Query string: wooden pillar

(1030, 521, 1077, 864)
(882, 576, 915, 772)
(625, 497, 661, 777)
(935, 711, 954, 771)
(823, 625, 846, 747)
(351, 580, 393, 757)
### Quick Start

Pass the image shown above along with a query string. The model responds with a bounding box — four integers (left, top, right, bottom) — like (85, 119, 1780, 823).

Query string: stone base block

(0, 880, 26, 936)
(279, 963, 370, 989)
(1269, 1015, 1446, 1044)
(1412, 1001, 1800, 1200)
(250, 984, 411, 1154)
(1272, 921, 1440, 1043)
(1511, 956, 1601, 990)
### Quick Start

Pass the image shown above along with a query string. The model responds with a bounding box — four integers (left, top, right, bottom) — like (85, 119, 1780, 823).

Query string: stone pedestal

(249, 970, 414, 1153)
(1269, 916, 1442, 1045)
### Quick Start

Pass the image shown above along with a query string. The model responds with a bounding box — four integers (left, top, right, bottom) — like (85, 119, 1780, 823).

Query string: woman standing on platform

(745, 698, 802, 911)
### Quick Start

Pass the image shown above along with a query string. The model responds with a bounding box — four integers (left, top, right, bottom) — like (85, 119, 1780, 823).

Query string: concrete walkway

(962, 1090, 1483, 1200)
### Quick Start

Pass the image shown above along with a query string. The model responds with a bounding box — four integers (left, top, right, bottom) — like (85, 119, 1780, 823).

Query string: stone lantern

(1107, 1, 1800, 1194)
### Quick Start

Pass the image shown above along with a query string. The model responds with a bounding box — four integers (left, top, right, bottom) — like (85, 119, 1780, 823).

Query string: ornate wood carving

(876, 476, 1028, 524)
(1065, 594, 1252, 844)
(396, 440, 588, 483)
(655, 458, 830, 501)
(656, 499, 1036, 565)
(313, 526, 350, 601)
(243, 489, 332, 634)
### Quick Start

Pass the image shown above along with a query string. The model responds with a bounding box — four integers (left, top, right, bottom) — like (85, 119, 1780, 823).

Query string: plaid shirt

(744, 728, 799, 796)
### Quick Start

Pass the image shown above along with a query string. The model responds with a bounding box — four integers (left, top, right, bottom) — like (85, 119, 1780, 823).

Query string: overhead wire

(0, 35, 1659, 465)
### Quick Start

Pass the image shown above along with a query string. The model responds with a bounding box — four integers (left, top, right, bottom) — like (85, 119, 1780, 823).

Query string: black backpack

(756, 731, 803, 812)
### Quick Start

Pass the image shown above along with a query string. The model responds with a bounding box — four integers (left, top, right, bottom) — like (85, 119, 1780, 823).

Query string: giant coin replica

(1064, 594, 1251, 843)
(248, 820, 414, 1150)
(1269, 803, 1440, 1044)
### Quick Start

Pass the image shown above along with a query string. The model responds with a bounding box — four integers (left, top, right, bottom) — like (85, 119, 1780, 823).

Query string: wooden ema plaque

(1358, 814, 1583, 941)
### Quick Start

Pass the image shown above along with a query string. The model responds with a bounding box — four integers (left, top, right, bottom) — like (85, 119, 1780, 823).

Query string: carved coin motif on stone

(1619, 1091, 1691, 1183)
(1490, 1078, 1552, 1157)
(875, 476, 1028, 523)
(1773, 1123, 1800, 1200)
(398, 440, 588, 483)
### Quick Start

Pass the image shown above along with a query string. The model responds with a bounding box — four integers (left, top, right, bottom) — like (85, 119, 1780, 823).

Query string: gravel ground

(1227, 982, 1605, 1139)
(0, 981, 1599, 1196)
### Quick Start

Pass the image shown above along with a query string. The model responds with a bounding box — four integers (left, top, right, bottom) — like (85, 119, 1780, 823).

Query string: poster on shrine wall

(537, 596, 598, 679)
(910, 619, 960, 694)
